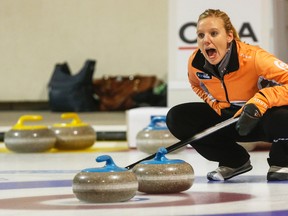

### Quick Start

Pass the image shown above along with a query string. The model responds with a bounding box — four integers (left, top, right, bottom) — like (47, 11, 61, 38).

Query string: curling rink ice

(0, 111, 288, 216)
(1, 146, 288, 216)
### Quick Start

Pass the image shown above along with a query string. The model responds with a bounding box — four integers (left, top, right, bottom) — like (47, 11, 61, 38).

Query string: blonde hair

(198, 9, 240, 41)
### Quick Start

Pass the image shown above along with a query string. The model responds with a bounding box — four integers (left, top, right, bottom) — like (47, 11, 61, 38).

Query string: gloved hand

(235, 92, 269, 136)
(235, 103, 262, 136)
(234, 92, 269, 117)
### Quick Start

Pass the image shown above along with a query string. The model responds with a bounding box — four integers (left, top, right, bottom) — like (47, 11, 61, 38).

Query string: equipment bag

(93, 75, 158, 111)
(48, 60, 99, 112)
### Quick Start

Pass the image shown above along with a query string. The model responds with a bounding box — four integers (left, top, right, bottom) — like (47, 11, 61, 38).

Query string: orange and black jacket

(188, 40, 288, 114)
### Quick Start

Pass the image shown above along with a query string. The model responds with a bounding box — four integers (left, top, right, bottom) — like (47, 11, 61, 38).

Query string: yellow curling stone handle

(12, 115, 47, 130)
(53, 113, 88, 128)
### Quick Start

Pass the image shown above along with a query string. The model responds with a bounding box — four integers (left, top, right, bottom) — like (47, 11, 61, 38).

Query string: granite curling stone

(51, 113, 96, 150)
(73, 155, 138, 203)
(132, 147, 194, 194)
(136, 116, 180, 154)
(4, 115, 56, 153)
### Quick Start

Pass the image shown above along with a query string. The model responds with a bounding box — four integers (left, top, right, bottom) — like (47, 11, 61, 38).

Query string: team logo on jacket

(196, 72, 212, 79)
(274, 60, 288, 71)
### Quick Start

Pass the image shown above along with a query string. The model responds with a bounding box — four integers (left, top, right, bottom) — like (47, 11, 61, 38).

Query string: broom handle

(125, 117, 239, 170)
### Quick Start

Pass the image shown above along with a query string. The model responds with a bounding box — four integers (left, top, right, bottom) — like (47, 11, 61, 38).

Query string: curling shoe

(207, 160, 252, 181)
(267, 166, 288, 181)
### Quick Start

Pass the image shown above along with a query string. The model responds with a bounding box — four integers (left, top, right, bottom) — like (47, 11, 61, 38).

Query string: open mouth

(205, 48, 217, 58)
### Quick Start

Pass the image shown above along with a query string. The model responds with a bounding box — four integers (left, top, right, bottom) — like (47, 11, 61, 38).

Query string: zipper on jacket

(221, 77, 230, 103)
(202, 64, 231, 104)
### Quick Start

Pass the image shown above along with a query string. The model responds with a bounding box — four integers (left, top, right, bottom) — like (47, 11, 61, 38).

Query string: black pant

(166, 102, 288, 168)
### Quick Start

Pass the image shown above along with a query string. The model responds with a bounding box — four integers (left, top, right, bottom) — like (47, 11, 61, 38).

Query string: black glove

(235, 103, 262, 136)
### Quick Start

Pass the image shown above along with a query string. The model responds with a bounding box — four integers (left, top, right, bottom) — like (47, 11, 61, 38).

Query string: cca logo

(179, 22, 258, 44)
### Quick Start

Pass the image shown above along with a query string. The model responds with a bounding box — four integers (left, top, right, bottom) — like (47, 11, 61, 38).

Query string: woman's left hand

(235, 103, 262, 136)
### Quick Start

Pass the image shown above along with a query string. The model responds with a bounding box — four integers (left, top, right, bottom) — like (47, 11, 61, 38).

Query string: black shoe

(207, 160, 253, 181)
(267, 166, 288, 181)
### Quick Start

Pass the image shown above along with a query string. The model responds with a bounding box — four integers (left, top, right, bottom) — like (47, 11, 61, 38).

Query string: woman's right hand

(211, 101, 231, 115)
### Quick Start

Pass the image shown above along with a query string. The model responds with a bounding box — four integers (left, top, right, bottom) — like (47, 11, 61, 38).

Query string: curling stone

(4, 115, 56, 153)
(132, 147, 194, 194)
(51, 113, 96, 150)
(73, 155, 138, 203)
(136, 116, 180, 154)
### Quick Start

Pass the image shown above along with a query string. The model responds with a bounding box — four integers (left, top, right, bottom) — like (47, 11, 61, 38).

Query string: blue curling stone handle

(140, 147, 184, 165)
(145, 116, 168, 131)
(82, 155, 128, 172)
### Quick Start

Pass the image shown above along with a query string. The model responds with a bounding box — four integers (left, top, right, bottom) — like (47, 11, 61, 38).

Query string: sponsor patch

(196, 72, 212, 79)
(274, 60, 288, 71)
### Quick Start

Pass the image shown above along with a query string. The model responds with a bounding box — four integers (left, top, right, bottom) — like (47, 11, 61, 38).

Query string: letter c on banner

(179, 22, 197, 44)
